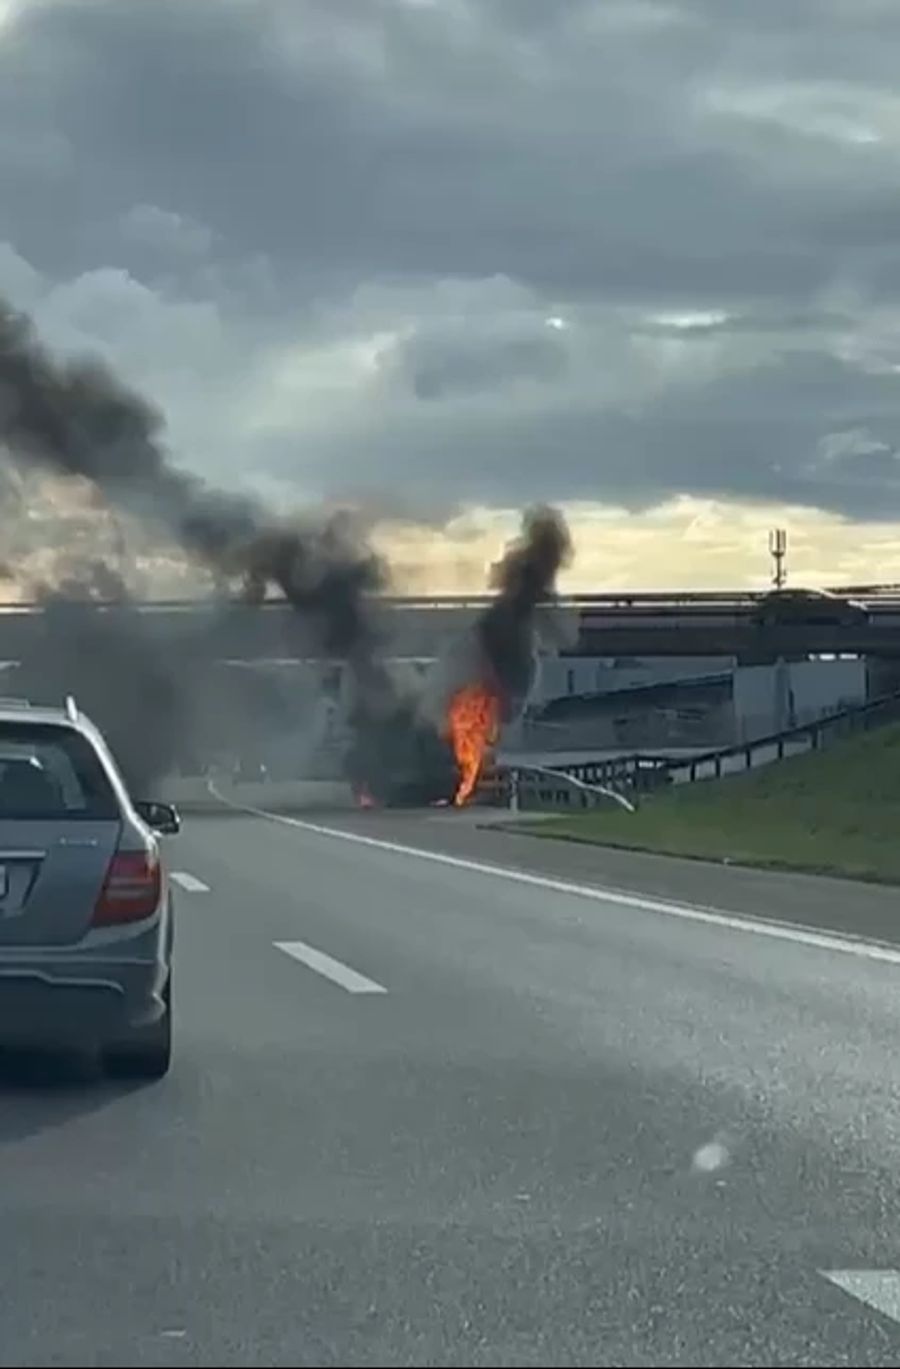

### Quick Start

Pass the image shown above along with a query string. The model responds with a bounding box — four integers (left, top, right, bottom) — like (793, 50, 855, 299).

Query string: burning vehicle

(345, 505, 572, 809)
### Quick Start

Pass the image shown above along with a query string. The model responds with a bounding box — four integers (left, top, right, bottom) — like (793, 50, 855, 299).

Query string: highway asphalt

(4, 806, 900, 1365)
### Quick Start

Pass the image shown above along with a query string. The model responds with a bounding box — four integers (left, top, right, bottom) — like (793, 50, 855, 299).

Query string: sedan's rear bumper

(0, 957, 167, 1047)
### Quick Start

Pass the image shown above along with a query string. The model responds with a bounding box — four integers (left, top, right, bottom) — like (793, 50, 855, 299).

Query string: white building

(533, 654, 731, 705)
(521, 653, 868, 752)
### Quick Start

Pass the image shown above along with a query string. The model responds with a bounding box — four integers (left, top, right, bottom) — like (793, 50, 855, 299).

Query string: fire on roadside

(446, 682, 500, 807)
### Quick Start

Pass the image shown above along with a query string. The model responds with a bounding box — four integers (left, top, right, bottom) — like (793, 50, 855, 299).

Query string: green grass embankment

(519, 722, 900, 883)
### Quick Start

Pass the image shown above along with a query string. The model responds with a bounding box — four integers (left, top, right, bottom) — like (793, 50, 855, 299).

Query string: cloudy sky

(3, 0, 900, 590)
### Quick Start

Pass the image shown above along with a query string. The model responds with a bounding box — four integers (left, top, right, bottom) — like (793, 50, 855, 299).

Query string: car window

(0, 725, 119, 820)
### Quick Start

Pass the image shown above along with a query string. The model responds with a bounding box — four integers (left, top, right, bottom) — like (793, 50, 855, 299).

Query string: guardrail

(502, 752, 673, 795)
(479, 764, 637, 813)
(507, 763, 636, 813)
(663, 684, 900, 786)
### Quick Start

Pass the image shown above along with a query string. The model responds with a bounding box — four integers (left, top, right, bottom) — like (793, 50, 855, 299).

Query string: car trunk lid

(0, 820, 121, 946)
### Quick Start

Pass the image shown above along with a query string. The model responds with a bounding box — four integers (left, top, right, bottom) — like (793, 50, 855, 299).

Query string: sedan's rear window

(0, 724, 119, 820)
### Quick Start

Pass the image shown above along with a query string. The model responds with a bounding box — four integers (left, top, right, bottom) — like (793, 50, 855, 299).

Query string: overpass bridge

(3, 593, 900, 662)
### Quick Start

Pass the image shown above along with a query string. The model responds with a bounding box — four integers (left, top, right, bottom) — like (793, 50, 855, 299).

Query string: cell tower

(768, 528, 787, 589)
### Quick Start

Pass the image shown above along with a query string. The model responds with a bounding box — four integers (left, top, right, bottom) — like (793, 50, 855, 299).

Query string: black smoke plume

(0, 301, 386, 623)
(478, 504, 573, 719)
(0, 298, 387, 791)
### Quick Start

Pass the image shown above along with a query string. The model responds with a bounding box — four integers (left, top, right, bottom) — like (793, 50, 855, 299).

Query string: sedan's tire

(103, 977, 172, 1081)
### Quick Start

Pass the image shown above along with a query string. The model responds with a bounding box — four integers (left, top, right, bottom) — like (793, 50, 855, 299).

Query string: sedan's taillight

(93, 848, 161, 926)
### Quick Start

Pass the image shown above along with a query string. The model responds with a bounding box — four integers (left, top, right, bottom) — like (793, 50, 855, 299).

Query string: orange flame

(446, 683, 500, 806)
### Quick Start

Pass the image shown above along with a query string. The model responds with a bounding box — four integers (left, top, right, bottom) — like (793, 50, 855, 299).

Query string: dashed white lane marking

(209, 786, 900, 969)
(275, 940, 388, 995)
(170, 871, 210, 893)
(821, 1271, 900, 1324)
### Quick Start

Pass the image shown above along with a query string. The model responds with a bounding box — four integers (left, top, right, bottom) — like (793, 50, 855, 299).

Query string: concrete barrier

(161, 776, 356, 814)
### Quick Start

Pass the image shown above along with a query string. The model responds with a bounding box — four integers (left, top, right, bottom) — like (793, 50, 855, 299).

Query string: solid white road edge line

(170, 871, 210, 893)
(821, 1271, 900, 1324)
(275, 940, 388, 994)
(208, 784, 900, 968)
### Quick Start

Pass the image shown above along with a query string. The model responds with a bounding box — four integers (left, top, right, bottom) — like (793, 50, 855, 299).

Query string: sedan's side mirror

(134, 800, 181, 835)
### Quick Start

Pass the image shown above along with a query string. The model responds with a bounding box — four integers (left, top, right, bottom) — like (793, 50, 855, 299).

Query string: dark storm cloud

(1, 0, 884, 302)
(3, 0, 900, 519)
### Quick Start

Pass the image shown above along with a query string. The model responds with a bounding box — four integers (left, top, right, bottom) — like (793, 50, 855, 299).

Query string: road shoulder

(224, 805, 900, 951)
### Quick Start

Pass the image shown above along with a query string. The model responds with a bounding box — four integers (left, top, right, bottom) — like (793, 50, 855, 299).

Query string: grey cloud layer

(3, 0, 900, 520)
